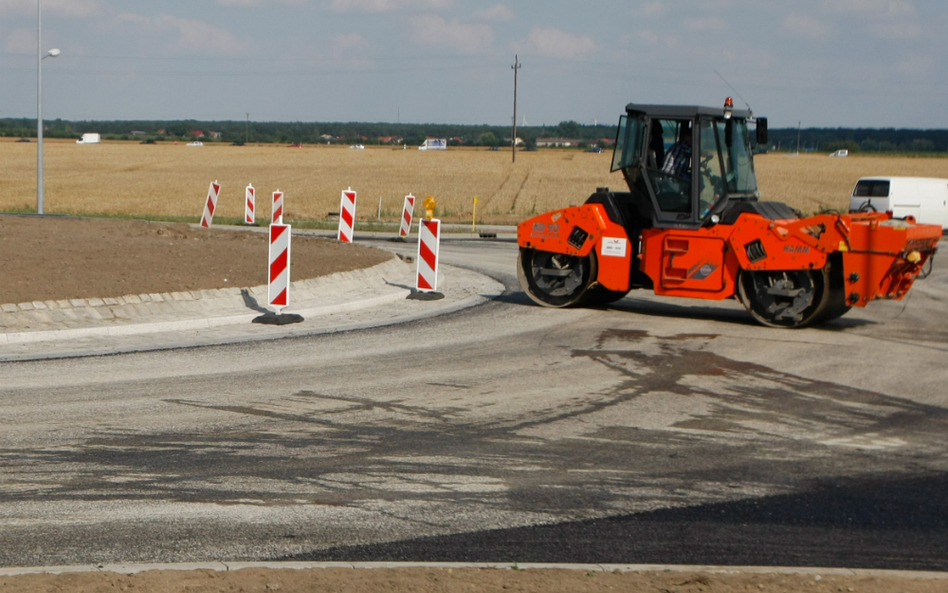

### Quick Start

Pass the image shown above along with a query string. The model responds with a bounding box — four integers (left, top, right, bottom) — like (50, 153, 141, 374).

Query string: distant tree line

(2, 117, 946, 154)
(766, 127, 948, 154)
(0, 118, 616, 149)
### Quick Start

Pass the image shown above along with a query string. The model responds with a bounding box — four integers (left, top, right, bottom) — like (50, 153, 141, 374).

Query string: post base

(407, 290, 444, 301)
(252, 312, 305, 325)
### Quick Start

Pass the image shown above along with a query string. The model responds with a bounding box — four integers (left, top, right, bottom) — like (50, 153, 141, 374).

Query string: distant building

(209, 131, 222, 139)
(536, 137, 580, 147)
(419, 138, 447, 151)
(189, 130, 204, 138)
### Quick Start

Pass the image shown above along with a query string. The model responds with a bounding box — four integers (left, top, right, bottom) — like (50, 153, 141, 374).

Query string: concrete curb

(0, 561, 945, 579)
(0, 256, 412, 346)
(0, 255, 503, 361)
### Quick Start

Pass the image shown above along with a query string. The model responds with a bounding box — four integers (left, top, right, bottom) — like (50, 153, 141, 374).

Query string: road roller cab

(517, 99, 941, 328)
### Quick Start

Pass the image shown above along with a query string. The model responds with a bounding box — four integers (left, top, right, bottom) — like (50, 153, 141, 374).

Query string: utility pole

(511, 55, 521, 163)
(37, 0, 44, 214)
(796, 121, 801, 154)
(245, 113, 249, 144)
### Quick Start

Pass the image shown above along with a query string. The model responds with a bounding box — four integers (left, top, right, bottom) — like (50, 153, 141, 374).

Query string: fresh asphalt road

(0, 238, 946, 569)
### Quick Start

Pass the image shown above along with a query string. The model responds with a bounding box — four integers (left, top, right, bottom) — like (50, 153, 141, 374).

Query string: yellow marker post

(424, 196, 436, 220)
(472, 196, 479, 232)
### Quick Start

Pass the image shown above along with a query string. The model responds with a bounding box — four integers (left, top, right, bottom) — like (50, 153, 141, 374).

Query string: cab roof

(624, 103, 753, 120)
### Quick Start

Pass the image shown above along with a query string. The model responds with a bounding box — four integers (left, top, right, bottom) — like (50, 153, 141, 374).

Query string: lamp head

(46, 48, 60, 58)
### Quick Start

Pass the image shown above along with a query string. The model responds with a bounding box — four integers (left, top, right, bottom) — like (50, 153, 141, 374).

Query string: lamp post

(37, 0, 60, 215)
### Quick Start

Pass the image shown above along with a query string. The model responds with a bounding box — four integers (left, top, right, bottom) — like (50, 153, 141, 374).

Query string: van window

(853, 180, 890, 197)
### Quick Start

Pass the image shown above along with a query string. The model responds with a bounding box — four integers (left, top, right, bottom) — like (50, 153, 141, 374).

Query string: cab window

(611, 115, 645, 172)
(644, 119, 693, 214)
(698, 119, 726, 217)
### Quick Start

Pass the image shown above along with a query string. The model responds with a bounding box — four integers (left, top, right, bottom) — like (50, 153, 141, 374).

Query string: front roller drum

(737, 267, 837, 328)
(518, 247, 597, 308)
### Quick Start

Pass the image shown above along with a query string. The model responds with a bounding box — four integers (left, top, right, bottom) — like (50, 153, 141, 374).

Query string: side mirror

(756, 118, 768, 145)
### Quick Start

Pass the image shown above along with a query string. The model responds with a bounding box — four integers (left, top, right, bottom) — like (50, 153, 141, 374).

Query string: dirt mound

(0, 215, 390, 304)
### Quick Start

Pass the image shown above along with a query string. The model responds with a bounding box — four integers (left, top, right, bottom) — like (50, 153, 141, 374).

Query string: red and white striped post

(268, 223, 291, 313)
(338, 187, 357, 243)
(415, 218, 441, 292)
(399, 193, 415, 238)
(245, 184, 255, 225)
(200, 181, 221, 228)
(272, 190, 284, 224)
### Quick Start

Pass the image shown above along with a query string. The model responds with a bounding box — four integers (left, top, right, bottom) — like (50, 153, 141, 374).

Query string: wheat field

(1, 138, 946, 224)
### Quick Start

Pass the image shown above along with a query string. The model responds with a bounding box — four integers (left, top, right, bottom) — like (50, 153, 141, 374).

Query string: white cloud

(330, 32, 364, 57)
(410, 15, 492, 53)
(528, 27, 594, 59)
(634, 29, 662, 47)
(868, 21, 923, 40)
(0, 0, 98, 17)
(686, 17, 726, 32)
(215, 0, 306, 5)
(160, 16, 243, 53)
(782, 13, 831, 38)
(474, 4, 513, 21)
(641, 2, 664, 17)
(330, 0, 450, 13)
(3, 27, 35, 52)
(895, 52, 934, 79)
(116, 13, 242, 54)
(831, 0, 915, 17)
(333, 32, 363, 48)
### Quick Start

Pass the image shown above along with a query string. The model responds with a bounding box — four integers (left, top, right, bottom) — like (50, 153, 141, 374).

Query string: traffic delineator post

(272, 190, 284, 225)
(245, 184, 256, 225)
(338, 188, 357, 243)
(399, 194, 416, 238)
(253, 222, 303, 325)
(268, 223, 291, 312)
(414, 218, 442, 296)
(200, 181, 221, 228)
(409, 196, 443, 300)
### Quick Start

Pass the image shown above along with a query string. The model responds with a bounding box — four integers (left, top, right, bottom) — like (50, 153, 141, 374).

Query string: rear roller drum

(518, 248, 596, 308)
(738, 268, 833, 328)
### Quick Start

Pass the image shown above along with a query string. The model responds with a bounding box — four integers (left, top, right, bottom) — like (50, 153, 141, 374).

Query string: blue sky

(1, 0, 946, 128)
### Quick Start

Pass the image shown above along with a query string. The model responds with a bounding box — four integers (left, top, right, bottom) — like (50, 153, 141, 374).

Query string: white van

(849, 176, 948, 231)
(76, 133, 100, 144)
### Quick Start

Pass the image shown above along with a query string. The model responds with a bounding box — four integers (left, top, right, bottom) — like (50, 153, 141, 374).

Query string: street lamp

(37, 0, 60, 215)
